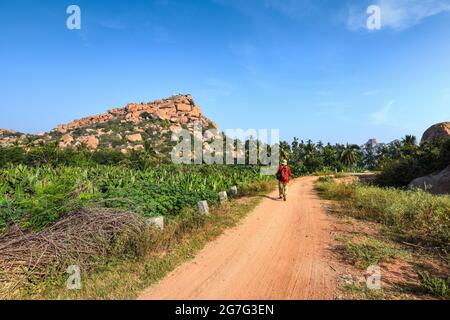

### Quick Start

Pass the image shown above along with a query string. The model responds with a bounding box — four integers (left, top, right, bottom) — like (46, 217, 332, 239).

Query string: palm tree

(402, 135, 417, 146)
(322, 144, 337, 168)
(340, 144, 360, 168)
(291, 137, 301, 163)
(401, 135, 418, 157)
(279, 141, 291, 163)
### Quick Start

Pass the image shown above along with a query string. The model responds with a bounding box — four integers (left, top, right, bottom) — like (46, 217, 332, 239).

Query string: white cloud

(370, 100, 395, 125)
(347, 0, 450, 31)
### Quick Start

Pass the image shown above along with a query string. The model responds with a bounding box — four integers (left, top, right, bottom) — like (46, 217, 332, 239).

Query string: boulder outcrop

(56, 94, 213, 133)
(75, 135, 99, 150)
(421, 122, 450, 143)
(127, 133, 143, 143)
(409, 166, 450, 195)
(59, 134, 74, 148)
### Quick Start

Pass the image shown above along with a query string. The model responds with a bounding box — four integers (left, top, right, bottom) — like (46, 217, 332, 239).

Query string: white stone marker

(198, 201, 210, 216)
(230, 186, 238, 196)
(147, 216, 164, 230)
(219, 191, 228, 203)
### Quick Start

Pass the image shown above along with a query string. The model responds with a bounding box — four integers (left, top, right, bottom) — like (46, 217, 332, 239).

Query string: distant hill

(0, 94, 217, 153)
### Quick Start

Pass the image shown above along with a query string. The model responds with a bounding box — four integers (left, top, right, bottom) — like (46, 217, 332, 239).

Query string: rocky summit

(0, 94, 217, 153)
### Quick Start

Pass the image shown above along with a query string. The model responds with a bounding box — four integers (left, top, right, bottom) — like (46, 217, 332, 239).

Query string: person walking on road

(276, 160, 292, 201)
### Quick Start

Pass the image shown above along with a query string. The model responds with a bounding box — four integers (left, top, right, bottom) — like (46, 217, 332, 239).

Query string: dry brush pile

(0, 208, 150, 296)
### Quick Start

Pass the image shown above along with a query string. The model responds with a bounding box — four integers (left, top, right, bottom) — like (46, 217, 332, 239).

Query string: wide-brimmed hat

(282, 160, 288, 165)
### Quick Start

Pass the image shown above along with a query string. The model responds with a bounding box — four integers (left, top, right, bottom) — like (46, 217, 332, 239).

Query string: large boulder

(58, 113, 114, 132)
(127, 133, 143, 142)
(409, 166, 450, 195)
(176, 103, 192, 112)
(59, 134, 74, 148)
(76, 135, 99, 150)
(421, 122, 450, 143)
(190, 106, 202, 118)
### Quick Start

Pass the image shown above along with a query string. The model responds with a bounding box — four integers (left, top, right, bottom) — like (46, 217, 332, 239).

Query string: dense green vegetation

(279, 136, 450, 187)
(375, 138, 450, 187)
(4, 133, 449, 185)
(0, 141, 170, 168)
(315, 179, 450, 248)
(0, 163, 270, 231)
(1, 133, 448, 232)
(279, 139, 361, 175)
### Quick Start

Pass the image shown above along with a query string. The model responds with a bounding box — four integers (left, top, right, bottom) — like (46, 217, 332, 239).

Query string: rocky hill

(0, 94, 217, 153)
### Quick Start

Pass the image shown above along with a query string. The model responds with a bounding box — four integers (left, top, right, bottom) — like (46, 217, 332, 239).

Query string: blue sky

(1, 0, 449, 144)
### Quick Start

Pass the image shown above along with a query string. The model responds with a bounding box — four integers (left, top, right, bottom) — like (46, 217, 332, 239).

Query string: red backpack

(277, 166, 290, 182)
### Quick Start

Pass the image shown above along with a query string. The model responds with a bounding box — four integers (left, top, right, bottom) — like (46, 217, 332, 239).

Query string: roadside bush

(376, 138, 450, 187)
(376, 158, 420, 187)
(315, 180, 450, 248)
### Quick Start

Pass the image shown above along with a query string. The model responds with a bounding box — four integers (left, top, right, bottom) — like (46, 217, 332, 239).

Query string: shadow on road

(260, 195, 282, 201)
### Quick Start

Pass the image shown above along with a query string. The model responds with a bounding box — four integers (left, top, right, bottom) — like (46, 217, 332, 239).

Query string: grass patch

(417, 271, 450, 299)
(315, 180, 450, 249)
(319, 178, 449, 300)
(340, 237, 410, 269)
(317, 176, 334, 183)
(315, 179, 354, 200)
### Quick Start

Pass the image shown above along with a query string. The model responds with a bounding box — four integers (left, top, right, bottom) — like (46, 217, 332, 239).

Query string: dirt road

(139, 177, 337, 300)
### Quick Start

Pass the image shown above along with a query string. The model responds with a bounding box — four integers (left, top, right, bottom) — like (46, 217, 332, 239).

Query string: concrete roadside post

(219, 191, 228, 204)
(198, 200, 210, 216)
(147, 216, 164, 230)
